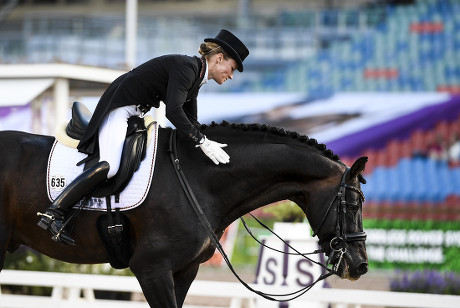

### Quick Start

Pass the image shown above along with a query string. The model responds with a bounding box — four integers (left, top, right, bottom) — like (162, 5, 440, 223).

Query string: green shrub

(263, 200, 305, 222)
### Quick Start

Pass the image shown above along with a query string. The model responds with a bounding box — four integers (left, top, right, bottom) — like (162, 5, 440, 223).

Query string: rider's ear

(349, 157, 368, 183)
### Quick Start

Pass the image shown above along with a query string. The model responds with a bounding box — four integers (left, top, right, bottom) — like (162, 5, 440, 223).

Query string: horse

(0, 121, 368, 307)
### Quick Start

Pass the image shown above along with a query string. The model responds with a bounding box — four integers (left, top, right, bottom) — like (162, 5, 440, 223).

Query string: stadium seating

(3, 1, 459, 95)
(341, 114, 460, 220)
(242, 0, 460, 94)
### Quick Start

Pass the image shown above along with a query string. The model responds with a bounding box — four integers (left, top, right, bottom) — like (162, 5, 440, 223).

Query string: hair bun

(198, 42, 208, 56)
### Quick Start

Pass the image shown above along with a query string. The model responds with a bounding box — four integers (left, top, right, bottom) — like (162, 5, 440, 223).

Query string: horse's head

(307, 156, 368, 281)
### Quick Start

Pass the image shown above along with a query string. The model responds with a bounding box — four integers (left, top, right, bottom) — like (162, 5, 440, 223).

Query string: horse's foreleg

(130, 261, 178, 307)
(0, 225, 12, 271)
(173, 265, 199, 307)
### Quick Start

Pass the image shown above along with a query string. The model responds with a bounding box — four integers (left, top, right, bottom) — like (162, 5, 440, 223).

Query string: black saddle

(66, 101, 150, 198)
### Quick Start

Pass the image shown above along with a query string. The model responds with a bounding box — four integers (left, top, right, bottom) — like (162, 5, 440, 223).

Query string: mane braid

(201, 121, 342, 163)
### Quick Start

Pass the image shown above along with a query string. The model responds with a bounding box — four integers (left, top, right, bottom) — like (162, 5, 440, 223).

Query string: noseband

(312, 167, 367, 272)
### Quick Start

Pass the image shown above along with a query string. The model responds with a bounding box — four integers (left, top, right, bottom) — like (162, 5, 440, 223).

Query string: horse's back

(0, 130, 54, 175)
(0, 130, 54, 153)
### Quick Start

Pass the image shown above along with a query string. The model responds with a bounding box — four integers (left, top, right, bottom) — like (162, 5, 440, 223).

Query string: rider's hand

(196, 136, 230, 165)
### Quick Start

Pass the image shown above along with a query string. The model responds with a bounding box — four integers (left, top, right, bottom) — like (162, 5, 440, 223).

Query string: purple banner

(0, 105, 30, 118)
(328, 96, 460, 157)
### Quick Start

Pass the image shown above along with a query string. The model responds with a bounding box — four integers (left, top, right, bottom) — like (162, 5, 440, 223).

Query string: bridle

(245, 166, 367, 276)
(312, 167, 367, 272)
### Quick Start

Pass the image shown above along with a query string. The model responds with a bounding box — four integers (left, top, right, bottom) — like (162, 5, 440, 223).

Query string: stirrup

(37, 212, 55, 229)
(37, 212, 76, 245)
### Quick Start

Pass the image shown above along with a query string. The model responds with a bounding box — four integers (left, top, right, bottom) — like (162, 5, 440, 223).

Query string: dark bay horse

(0, 121, 368, 307)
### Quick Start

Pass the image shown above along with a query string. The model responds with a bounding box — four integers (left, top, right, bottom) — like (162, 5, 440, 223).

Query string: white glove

(196, 136, 230, 165)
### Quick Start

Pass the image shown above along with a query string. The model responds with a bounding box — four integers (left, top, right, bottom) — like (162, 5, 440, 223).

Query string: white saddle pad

(46, 121, 159, 211)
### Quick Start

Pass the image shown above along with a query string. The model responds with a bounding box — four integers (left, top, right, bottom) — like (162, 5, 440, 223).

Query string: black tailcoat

(78, 55, 206, 155)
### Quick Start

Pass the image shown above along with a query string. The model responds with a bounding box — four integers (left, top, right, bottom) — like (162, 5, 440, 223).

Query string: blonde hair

(198, 42, 231, 60)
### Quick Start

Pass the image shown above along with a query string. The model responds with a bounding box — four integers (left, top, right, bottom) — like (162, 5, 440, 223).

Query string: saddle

(66, 101, 150, 198)
(65, 101, 150, 269)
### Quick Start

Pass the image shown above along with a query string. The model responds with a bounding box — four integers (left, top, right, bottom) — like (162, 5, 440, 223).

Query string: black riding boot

(37, 161, 110, 245)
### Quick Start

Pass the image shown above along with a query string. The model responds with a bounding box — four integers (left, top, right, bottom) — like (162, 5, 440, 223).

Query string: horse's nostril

(357, 263, 368, 275)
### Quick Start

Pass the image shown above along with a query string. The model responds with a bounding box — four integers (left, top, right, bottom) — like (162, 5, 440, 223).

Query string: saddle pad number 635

(46, 122, 159, 211)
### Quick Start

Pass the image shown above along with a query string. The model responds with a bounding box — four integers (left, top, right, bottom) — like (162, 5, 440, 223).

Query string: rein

(167, 130, 364, 302)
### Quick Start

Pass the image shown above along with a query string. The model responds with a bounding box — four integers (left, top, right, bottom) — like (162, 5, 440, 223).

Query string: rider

(37, 29, 249, 245)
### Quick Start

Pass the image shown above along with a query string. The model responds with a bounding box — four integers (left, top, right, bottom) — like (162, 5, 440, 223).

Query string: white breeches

(98, 105, 143, 179)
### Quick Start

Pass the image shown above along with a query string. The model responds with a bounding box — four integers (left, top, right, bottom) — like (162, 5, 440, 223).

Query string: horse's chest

(197, 231, 224, 263)
(198, 240, 218, 263)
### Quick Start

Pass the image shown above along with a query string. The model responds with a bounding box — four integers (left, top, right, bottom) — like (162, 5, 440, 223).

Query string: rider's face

(208, 53, 237, 85)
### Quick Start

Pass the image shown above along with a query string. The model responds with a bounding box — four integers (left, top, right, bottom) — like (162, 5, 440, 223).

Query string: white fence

(0, 270, 459, 308)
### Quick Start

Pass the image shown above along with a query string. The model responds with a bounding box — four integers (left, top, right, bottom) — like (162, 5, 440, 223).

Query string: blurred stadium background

(1, 0, 460, 301)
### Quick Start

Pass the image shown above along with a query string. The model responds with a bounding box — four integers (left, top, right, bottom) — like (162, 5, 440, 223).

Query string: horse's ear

(350, 156, 368, 184)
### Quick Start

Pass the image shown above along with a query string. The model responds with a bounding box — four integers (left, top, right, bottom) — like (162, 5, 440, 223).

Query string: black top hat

(204, 29, 249, 72)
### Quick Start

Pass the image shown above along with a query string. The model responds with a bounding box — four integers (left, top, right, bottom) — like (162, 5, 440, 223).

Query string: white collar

(200, 59, 209, 86)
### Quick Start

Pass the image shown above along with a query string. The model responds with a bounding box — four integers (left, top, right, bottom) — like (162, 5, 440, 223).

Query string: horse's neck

(207, 132, 342, 230)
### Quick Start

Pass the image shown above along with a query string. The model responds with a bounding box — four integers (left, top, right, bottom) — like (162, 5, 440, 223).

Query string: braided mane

(201, 121, 342, 163)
